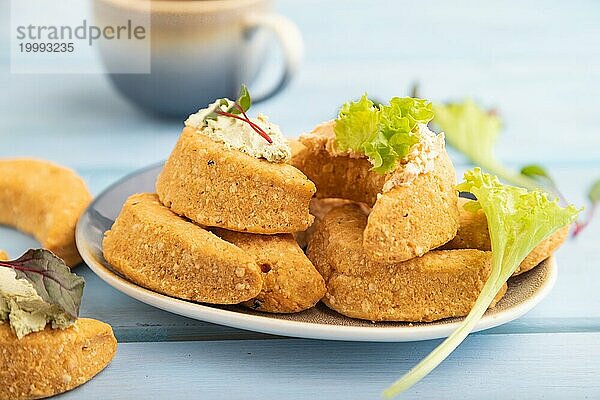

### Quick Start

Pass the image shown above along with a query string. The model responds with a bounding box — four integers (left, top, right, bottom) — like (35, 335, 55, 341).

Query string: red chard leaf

(0, 249, 84, 319)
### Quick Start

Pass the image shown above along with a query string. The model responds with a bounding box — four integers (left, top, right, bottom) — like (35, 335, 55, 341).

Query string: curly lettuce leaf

(362, 131, 399, 174)
(384, 97, 434, 129)
(433, 99, 540, 191)
(378, 97, 431, 162)
(334, 95, 434, 174)
(383, 168, 580, 398)
(334, 94, 380, 153)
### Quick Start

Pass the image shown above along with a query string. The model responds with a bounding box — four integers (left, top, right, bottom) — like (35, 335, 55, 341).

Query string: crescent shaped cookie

(291, 122, 459, 263)
(0, 318, 117, 400)
(363, 148, 459, 263)
(306, 203, 506, 322)
(441, 197, 569, 275)
(0, 159, 92, 267)
(156, 127, 316, 234)
(212, 229, 326, 313)
(103, 193, 263, 304)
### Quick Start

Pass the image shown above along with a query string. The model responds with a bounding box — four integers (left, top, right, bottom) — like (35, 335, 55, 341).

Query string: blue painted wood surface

(0, 0, 599, 398)
(57, 333, 600, 400)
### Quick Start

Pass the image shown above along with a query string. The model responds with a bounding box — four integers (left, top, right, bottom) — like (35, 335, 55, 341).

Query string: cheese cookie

(103, 193, 263, 304)
(0, 159, 92, 267)
(306, 203, 505, 322)
(157, 128, 315, 234)
(213, 229, 326, 313)
(0, 318, 117, 400)
(291, 122, 459, 263)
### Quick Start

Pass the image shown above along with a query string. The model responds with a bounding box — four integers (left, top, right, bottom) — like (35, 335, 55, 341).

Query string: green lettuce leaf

(520, 164, 552, 182)
(334, 95, 434, 174)
(433, 99, 540, 191)
(334, 94, 380, 154)
(382, 168, 580, 398)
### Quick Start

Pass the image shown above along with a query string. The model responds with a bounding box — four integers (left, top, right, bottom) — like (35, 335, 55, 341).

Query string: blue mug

(94, 0, 303, 117)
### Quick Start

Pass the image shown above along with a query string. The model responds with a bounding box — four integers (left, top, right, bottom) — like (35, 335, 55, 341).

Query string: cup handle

(243, 13, 304, 102)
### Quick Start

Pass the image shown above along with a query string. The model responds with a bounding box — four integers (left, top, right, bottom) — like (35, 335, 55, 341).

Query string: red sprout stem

(215, 110, 253, 124)
(216, 107, 273, 144)
(234, 103, 251, 121)
(0, 261, 64, 286)
(232, 104, 273, 143)
(232, 103, 273, 143)
(244, 119, 273, 144)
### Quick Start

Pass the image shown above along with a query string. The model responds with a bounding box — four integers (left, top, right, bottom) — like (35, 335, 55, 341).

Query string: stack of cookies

(103, 96, 566, 322)
(103, 126, 326, 313)
(292, 120, 567, 322)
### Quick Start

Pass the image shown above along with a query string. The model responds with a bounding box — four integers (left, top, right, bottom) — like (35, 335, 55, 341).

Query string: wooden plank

(57, 333, 600, 399)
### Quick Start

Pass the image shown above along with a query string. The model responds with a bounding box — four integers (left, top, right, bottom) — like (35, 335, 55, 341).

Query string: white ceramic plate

(76, 163, 557, 342)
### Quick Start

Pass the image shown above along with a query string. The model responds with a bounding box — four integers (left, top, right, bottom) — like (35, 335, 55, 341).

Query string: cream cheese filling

(382, 124, 444, 192)
(0, 267, 75, 339)
(185, 99, 292, 163)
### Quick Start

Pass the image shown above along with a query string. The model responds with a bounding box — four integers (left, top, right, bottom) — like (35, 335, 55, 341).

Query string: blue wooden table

(1, 1, 600, 398)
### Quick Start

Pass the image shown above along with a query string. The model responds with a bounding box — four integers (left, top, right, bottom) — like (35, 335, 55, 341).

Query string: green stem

(382, 276, 502, 398)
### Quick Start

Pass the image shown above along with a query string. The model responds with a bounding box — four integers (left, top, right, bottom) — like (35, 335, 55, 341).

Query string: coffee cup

(94, 0, 303, 117)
